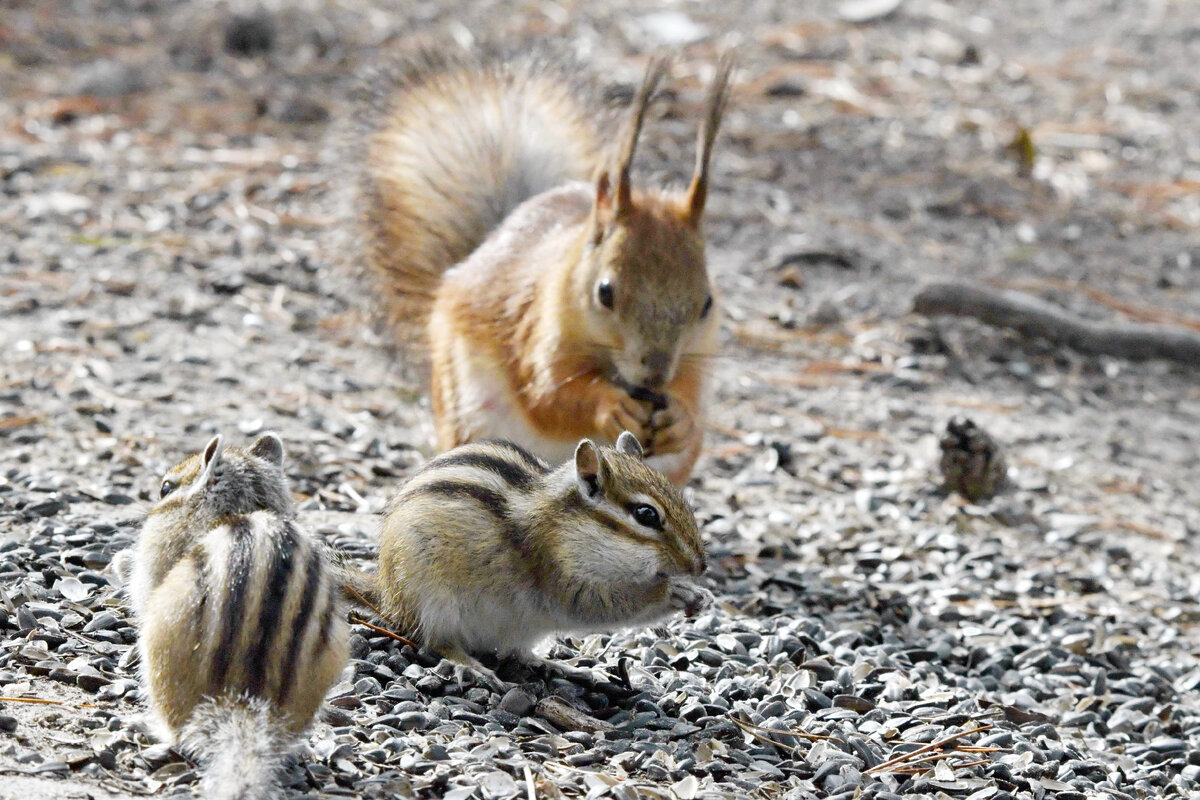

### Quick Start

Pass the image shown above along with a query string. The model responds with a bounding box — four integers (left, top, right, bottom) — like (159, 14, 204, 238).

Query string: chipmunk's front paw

(668, 580, 713, 618)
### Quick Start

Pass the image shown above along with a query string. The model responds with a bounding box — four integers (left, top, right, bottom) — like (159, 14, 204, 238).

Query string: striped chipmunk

(128, 433, 349, 800)
(342, 431, 711, 689)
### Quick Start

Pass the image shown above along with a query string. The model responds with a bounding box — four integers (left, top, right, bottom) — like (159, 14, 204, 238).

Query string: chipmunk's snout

(693, 553, 708, 576)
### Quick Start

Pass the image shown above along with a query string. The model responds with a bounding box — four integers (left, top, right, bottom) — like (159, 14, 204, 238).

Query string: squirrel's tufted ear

(592, 169, 615, 240)
(615, 430, 644, 460)
(574, 439, 605, 499)
(594, 169, 613, 211)
(608, 57, 668, 220)
(685, 53, 734, 228)
(250, 433, 285, 467)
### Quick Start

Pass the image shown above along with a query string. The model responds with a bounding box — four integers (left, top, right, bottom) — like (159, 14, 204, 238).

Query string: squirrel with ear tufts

(358, 49, 734, 485)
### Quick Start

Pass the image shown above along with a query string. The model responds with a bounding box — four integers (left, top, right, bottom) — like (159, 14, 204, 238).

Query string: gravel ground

(2, 1, 1199, 798)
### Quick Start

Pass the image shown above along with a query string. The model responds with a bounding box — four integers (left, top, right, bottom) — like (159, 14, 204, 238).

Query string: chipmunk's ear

(250, 433, 284, 467)
(615, 430, 644, 460)
(197, 434, 225, 488)
(684, 53, 734, 229)
(574, 439, 606, 499)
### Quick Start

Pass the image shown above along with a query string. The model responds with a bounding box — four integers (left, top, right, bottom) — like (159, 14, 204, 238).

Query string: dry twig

(349, 615, 416, 648)
(344, 584, 385, 617)
(0, 696, 65, 706)
(866, 723, 992, 775)
(728, 713, 838, 753)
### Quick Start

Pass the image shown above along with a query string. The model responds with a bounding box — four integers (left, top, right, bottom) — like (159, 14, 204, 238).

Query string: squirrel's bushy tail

(356, 46, 614, 338)
(179, 696, 292, 800)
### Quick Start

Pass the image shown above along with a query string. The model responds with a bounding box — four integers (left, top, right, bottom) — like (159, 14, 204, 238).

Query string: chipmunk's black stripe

(414, 481, 537, 562)
(415, 480, 509, 515)
(562, 490, 622, 534)
(150, 536, 191, 589)
(482, 440, 551, 475)
(244, 520, 298, 700)
(190, 554, 210, 634)
(315, 584, 336, 650)
(432, 451, 536, 489)
(211, 517, 254, 690)
(278, 543, 322, 707)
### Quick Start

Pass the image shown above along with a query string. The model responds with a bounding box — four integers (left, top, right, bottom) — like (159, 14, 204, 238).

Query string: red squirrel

(360, 49, 732, 484)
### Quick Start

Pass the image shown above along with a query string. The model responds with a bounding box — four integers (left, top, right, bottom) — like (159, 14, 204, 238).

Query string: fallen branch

(913, 281, 1200, 366)
(1007, 277, 1200, 331)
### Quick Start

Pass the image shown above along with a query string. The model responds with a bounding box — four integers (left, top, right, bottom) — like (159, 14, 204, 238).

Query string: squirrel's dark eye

(160, 480, 177, 498)
(596, 278, 614, 310)
(700, 294, 713, 319)
(630, 503, 663, 530)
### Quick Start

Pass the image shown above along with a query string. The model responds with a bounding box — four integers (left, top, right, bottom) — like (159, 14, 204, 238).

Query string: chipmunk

(342, 431, 711, 688)
(128, 433, 349, 800)
(358, 48, 733, 486)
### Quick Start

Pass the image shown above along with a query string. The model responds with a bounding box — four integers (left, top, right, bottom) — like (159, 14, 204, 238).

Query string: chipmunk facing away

(128, 434, 349, 800)
(359, 49, 734, 485)
(343, 431, 711, 688)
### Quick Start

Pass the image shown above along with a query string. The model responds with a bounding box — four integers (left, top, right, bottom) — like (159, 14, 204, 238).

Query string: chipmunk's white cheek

(578, 537, 658, 586)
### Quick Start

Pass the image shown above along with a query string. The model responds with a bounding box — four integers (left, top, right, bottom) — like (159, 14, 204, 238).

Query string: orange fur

(362, 50, 732, 485)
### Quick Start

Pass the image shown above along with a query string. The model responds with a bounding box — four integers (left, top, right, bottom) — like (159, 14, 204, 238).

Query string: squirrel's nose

(642, 351, 669, 372)
(641, 351, 670, 388)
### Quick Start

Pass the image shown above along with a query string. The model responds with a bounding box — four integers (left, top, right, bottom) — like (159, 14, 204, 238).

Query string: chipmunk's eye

(596, 278, 614, 310)
(700, 294, 713, 319)
(630, 503, 663, 531)
(160, 480, 177, 498)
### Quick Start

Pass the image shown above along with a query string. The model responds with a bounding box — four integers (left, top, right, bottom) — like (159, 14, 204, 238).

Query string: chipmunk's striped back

(130, 434, 348, 800)
(139, 512, 344, 733)
(392, 439, 551, 512)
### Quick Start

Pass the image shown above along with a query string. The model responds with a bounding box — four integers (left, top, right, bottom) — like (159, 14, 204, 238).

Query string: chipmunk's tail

(179, 696, 292, 800)
(355, 44, 613, 340)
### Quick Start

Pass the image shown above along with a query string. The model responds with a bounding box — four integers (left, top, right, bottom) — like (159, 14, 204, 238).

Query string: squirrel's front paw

(597, 388, 653, 444)
(646, 396, 699, 457)
(668, 580, 713, 618)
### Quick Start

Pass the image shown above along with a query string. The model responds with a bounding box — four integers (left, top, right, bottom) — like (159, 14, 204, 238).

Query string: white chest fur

(449, 350, 577, 463)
